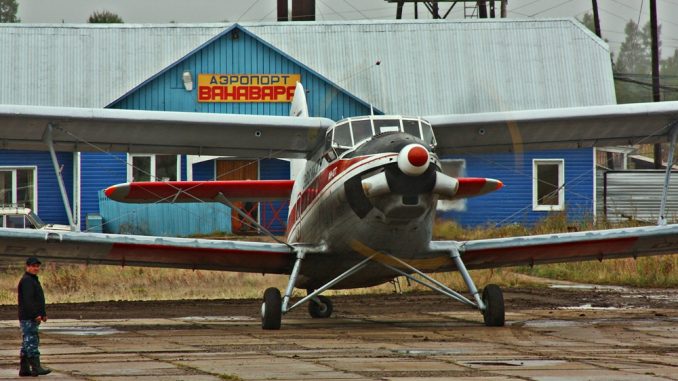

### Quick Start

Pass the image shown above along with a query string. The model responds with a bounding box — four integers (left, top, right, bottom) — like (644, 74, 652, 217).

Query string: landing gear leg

(366, 245, 505, 327)
(449, 247, 505, 327)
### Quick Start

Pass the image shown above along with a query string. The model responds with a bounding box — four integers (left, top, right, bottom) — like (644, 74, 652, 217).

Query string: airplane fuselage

(285, 116, 444, 289)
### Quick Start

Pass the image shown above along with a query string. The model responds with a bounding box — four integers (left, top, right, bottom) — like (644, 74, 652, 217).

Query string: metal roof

(0, 19, 615, 114)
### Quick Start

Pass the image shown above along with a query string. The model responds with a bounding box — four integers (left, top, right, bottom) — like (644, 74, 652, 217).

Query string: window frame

(0, 166, 38, 227)
(532, 159, 565, 211)
(127, 154, 181, 182)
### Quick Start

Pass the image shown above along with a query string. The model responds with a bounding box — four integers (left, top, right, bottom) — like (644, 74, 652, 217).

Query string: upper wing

(427, 101, 678, 155)
(0, 104, 335, 158)
(105, 180, 295, 203)
(428, 224, 678, 271)
(0, 228, 294, 274)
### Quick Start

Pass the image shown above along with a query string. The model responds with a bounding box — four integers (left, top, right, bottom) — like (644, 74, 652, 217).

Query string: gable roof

(106, 23, 375, 114)
(0, 19, 614, 115)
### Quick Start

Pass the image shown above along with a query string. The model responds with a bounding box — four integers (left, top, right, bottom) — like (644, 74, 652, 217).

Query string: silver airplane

(2, 83, 678, 330)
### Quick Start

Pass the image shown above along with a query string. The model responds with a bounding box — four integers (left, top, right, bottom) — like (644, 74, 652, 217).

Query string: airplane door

(216, 160, 259, 234)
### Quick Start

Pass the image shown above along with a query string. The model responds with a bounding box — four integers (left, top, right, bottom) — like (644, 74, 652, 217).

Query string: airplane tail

(289, 82, 309, 117)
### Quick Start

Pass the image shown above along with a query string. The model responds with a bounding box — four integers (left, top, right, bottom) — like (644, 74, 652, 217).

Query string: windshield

(329, 117, 436, 150)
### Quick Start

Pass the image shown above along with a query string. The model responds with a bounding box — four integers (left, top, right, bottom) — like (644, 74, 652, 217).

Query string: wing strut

(658, 123, 678, 226)
(43, 124, 76, 230)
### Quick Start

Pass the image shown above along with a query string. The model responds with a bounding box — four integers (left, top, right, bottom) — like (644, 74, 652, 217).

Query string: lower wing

(0, 228, 294, 274)
(427, 224, 678, 271)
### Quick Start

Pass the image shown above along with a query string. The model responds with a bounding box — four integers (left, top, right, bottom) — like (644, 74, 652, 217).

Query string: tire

(308, 295, 333, 318)
(261, 287, 282, 330)
(482, 284, 505, 327)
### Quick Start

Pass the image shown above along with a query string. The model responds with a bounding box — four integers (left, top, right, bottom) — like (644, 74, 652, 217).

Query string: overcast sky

(15, 0, 678, 59)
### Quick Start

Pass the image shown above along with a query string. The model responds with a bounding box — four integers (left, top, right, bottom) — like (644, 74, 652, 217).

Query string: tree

(579, 12, 595, 34)
(88, 10, 123, 23)
(661, 49, 678, 101)
(0, 0, 20, 23)
(614, 20, 659, 103)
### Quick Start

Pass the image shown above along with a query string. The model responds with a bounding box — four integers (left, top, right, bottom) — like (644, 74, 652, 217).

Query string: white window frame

(532, 159, 565, 211)
(0, 166, 38, 212)
(127, 154, 181, 182)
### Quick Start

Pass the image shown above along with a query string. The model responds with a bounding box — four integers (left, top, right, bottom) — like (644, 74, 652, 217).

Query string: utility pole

(650, 0, 663, 168)
(591, 0, 601, 37)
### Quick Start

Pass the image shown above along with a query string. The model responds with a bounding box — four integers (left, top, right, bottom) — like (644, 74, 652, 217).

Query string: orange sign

(197, 74, 300, 103)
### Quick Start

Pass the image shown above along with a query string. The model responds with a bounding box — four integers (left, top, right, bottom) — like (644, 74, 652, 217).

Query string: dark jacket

(17, 272, 46, 321)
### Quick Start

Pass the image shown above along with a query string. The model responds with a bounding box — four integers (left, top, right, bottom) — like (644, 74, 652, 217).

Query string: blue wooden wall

(98, 191, 231, 236)
(91, 24, 371, 236)
(80, 152, 126, 230)
(441, 148, 594, 227)
(0, 150, 73, 225)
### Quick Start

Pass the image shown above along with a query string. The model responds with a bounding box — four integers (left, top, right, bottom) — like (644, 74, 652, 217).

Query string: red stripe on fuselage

(287, 154, 396, 234)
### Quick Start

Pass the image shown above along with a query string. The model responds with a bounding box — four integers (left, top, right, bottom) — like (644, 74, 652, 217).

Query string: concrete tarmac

(0, 289, 677, 380)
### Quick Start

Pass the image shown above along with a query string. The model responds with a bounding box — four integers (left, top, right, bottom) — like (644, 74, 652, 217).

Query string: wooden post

(651, 0, 663, 168)
(591, 0, 601, 37)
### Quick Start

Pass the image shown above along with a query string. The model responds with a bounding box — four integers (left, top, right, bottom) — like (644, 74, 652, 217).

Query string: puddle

(549, 284, 627, 292)
(42, 326, 120, 336)
(178, 316, 255, 322)
(395, 348, 466, 356)
(462, 359, 567, 367)
(523, 319, 583, 328)
(558, 304, 623, 311)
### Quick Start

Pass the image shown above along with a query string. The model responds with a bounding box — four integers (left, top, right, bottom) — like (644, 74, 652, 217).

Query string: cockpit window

(351, 119, 373, 144)
(402, 119, 420, 137)
(421, 121, 436, 146)
(373, 119, 401, 134)
(333, 122, 352, 147)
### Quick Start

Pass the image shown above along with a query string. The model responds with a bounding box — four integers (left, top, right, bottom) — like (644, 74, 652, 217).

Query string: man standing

(18, 257, 51, 377)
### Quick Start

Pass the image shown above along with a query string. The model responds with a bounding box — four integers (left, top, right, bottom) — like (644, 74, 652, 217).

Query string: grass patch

(1, 213, 675, 305)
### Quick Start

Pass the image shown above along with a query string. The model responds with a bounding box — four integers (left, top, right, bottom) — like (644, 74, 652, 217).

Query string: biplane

(2, 83, 678, 329)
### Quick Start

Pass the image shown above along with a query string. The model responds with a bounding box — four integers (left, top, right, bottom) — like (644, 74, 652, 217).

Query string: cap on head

(25, 257, 41, 266)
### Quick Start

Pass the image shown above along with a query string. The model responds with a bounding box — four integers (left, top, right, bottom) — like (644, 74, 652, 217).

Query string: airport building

(0, 19, 615, 234)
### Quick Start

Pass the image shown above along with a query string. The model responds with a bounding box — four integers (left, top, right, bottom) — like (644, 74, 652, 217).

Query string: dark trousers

(19, 320, 40, 358)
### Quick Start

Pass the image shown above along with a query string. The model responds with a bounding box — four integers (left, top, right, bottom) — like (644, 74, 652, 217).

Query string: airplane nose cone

(397, 144, 430, 176)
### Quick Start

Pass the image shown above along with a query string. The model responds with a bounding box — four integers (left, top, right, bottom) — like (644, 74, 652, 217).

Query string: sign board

(198, 74, 300, 103)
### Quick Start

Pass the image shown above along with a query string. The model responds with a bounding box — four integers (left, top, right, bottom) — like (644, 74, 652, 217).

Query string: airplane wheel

(482, 284, 505, 327)
(261, 287, 282, 330)
(308, 295, 333, 318)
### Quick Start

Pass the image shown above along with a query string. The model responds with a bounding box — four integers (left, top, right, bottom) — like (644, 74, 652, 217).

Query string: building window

(437, 159, 467, 212)
(0, 167, 37, 227)
(533, 159, 564, 211)
(128, 154, 180, 182)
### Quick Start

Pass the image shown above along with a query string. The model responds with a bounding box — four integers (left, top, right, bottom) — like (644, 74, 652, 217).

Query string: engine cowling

(397, 144, 430, 176)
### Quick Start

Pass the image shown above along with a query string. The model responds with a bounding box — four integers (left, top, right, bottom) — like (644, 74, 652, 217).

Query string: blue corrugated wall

(441, 148, 594, 227)
(0, 150, 73, 225)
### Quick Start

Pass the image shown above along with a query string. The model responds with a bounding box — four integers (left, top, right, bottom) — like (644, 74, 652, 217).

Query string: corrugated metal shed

(248, 19, 615, 115)
(0, 19, 614, 114)
(604, 171, 678, 224)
